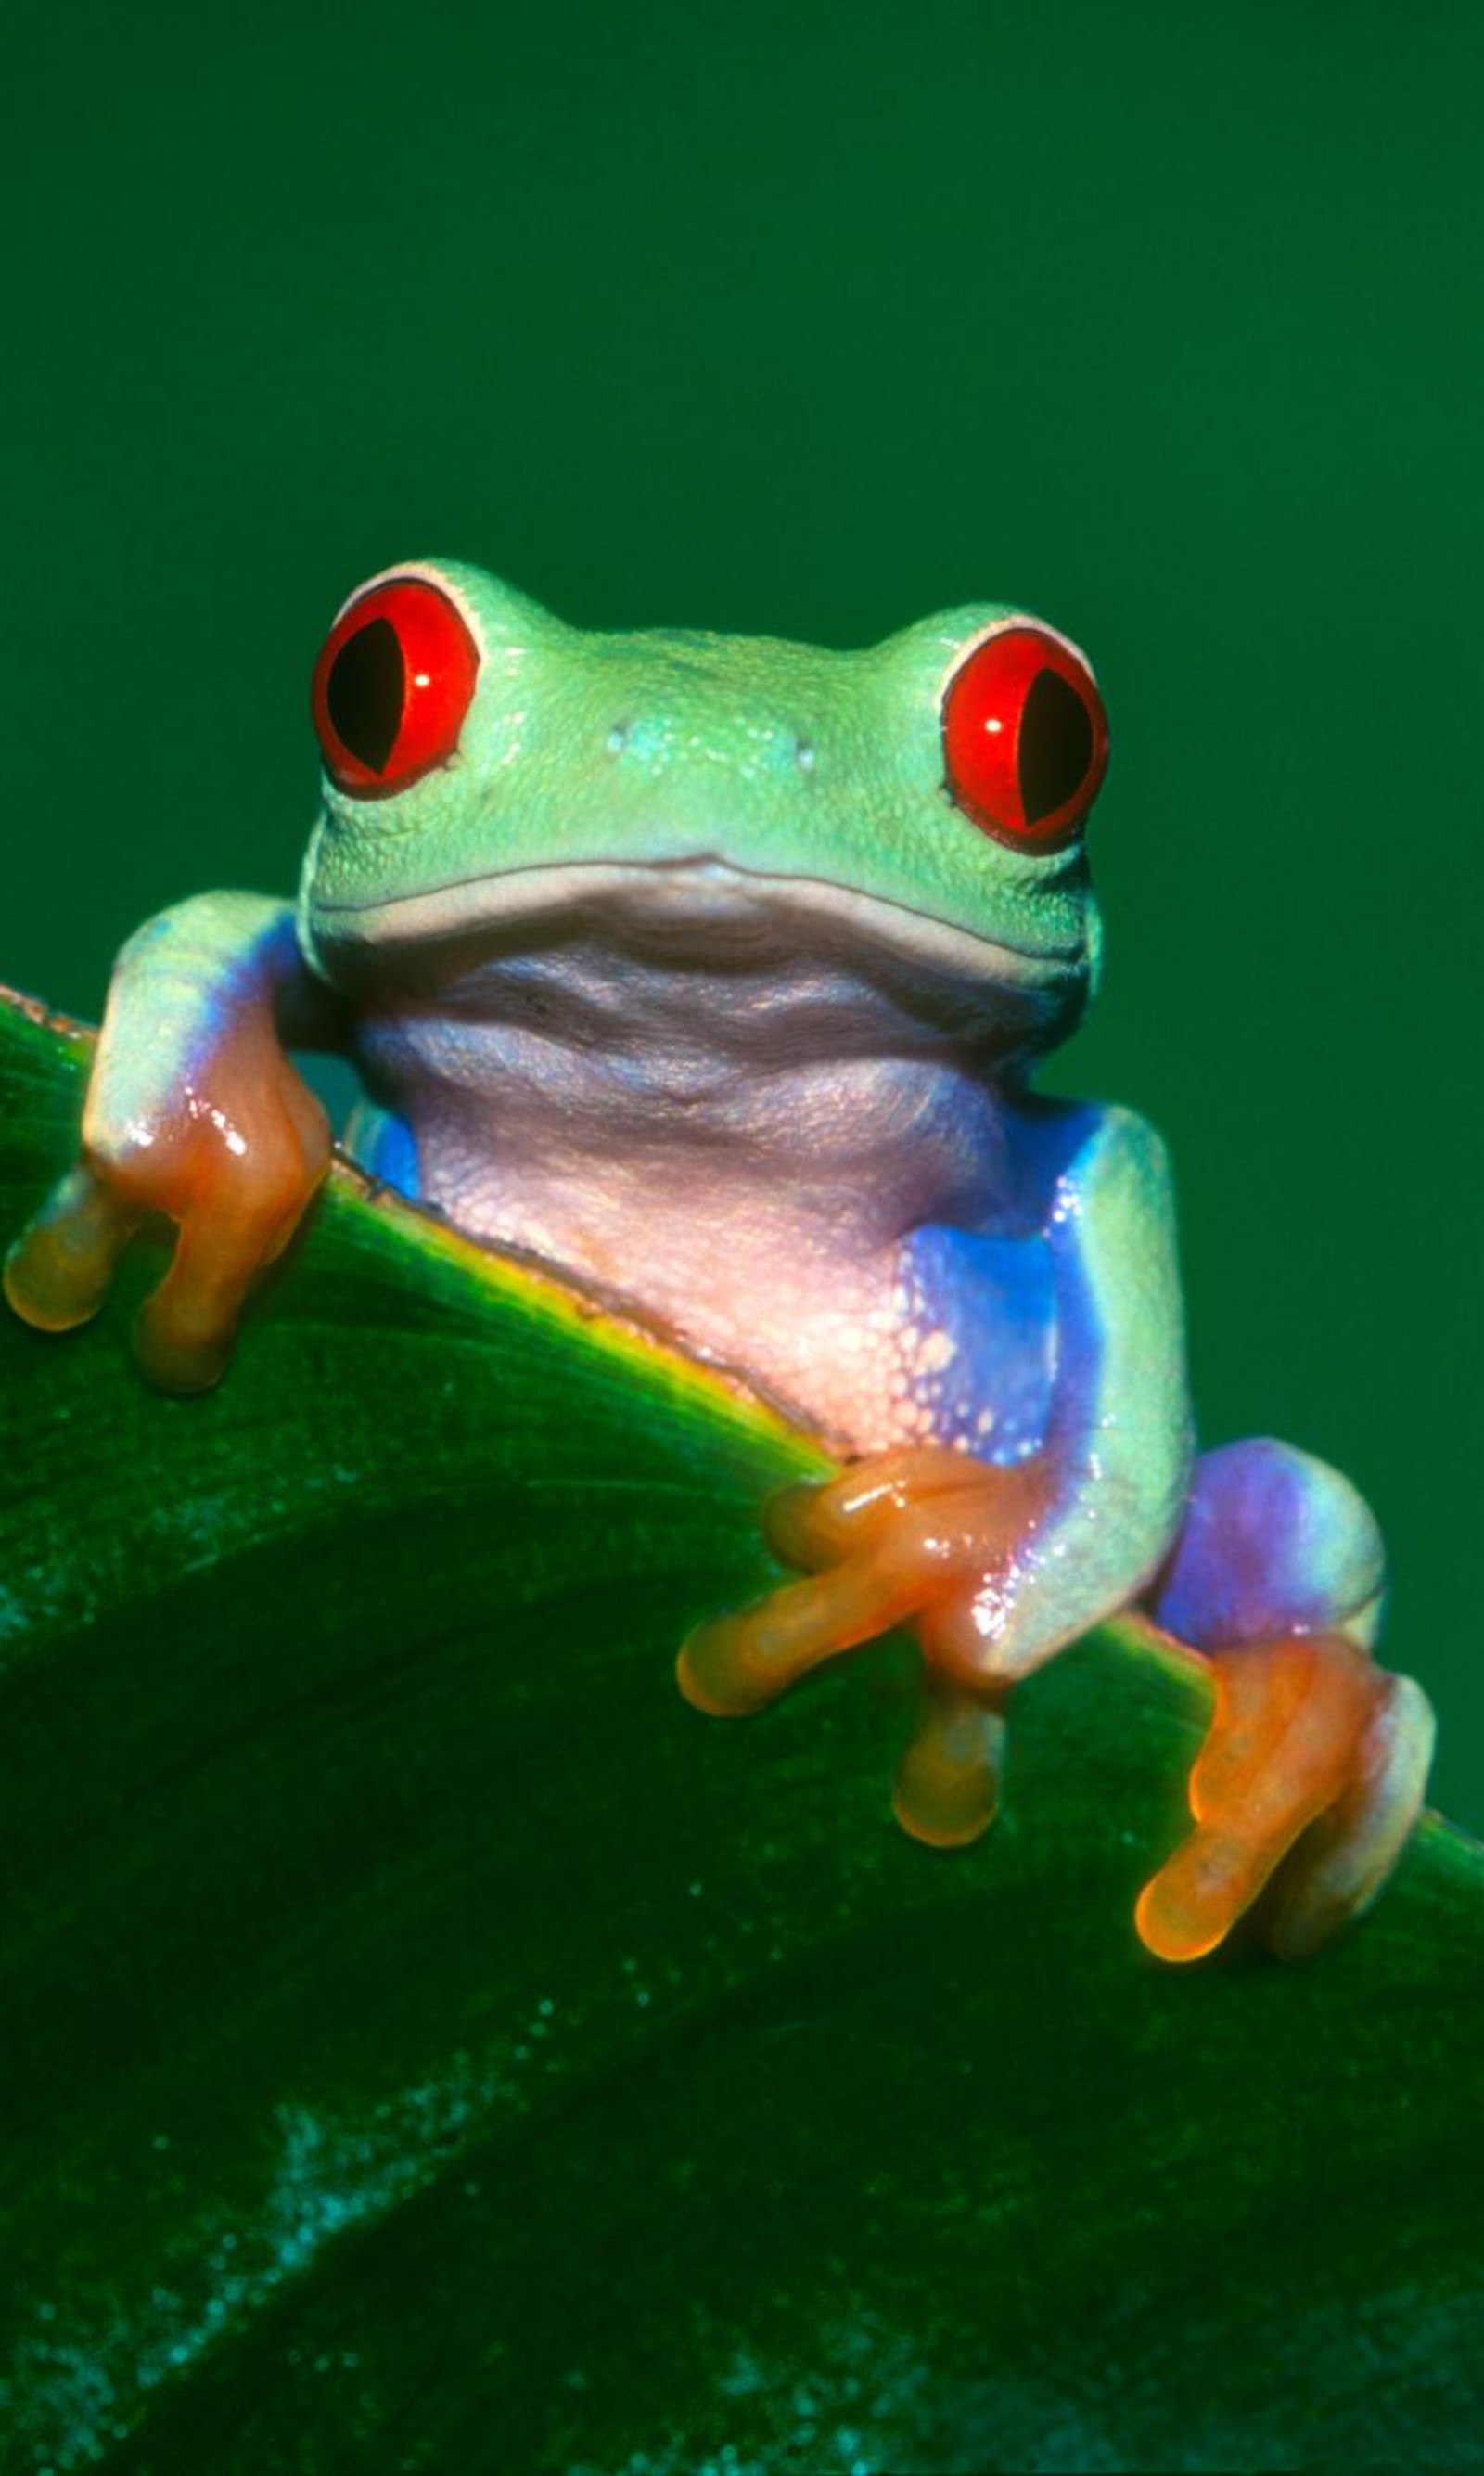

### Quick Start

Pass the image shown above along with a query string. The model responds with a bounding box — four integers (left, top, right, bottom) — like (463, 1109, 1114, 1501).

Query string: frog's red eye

(312, 575, 480, 797)
(942, 623, 1108, 853)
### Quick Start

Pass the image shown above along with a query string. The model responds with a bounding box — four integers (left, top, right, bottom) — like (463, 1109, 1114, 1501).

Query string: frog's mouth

(311, 856, 1090, 1003)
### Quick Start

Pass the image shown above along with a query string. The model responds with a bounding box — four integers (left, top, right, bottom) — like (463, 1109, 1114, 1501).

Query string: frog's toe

(1257, 1671, 1436, 1959)
(134, 1249, 250, 1394)
(763, 1447, 995, 1570)
(4, 1164, 144, 1333)
(892, 1676, 1007, 1848)
(681, 1443, 1047, 1860)
(131, 1183, 311, 1394)
(677, 1550, 922, 1717)
(1134, 1635, 1420, 1964)
(679, 1582, 1008, 1845)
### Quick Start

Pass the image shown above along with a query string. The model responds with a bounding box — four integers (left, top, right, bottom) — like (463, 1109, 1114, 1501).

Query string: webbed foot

(4, 1012, 329, 1392)
(1136, 1635, 1436, 1963)
(678, 1447, 1043, 1847)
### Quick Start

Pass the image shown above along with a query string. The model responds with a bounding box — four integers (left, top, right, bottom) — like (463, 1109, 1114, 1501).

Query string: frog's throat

(305, 857, 1088, 996)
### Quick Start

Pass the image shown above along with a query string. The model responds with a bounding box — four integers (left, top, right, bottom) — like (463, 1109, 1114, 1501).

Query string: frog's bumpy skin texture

(3, 561, 1438, 1963)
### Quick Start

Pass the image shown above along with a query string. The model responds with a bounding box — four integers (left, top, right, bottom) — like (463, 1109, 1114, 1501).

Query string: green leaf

(2, 984, 1481, 2475)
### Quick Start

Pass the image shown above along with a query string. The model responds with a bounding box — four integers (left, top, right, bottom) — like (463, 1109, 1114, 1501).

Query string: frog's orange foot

(677, 1447, 1037, 1848)
(5, 1029, 329, 1392)
(1135, 1636, 1437, 1964)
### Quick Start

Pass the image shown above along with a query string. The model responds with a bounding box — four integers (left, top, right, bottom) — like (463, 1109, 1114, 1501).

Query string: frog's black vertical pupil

(326, 616, 404, 775)
(1018, 666, 1094, 825)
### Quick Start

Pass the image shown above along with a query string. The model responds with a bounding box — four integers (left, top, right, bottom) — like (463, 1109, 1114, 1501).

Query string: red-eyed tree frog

(5, 561, 1436, 1963)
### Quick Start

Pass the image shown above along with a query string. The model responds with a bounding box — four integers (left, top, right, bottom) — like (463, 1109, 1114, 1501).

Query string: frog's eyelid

(934, 612, 1099, 704)
(326, 558, 488, 661)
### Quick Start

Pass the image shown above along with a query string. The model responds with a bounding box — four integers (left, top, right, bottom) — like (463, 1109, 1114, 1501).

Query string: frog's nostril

(607, 721, 630, 755)
(795, 736, 816, 775)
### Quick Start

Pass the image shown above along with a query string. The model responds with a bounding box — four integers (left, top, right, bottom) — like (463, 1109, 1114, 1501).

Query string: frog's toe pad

(1135, 1636, 1433, 1965)
(892, 1679, 1006, 1848)
(4, 1166, 141, 1333)
(676, 1595, 839, 1717)
(675, 1617, 774, 1717)
(132, 1287, 239, 1395)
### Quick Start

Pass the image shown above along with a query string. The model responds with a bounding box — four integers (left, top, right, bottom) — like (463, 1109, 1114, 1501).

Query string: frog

(4, 558, 1437, 1963)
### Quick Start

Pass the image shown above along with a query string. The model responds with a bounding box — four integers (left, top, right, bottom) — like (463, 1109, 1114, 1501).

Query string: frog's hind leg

(1136, 1440, 1435, 1963)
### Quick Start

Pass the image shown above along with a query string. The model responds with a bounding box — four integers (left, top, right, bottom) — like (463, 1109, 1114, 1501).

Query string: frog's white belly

(416, 1140, 962, 1456)
(344, 924, 1049, 1458)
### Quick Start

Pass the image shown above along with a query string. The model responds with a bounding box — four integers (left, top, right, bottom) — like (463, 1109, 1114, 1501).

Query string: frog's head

(300, 560, 1108, 1063)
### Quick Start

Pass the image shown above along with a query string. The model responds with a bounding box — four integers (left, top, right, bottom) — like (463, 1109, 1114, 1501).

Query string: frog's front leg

(5, 894, 340, 1390)
(680, 1106, 1195, 1856)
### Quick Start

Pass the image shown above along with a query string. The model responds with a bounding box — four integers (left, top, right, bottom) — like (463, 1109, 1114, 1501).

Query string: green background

(4, 3, 1482, 1827)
